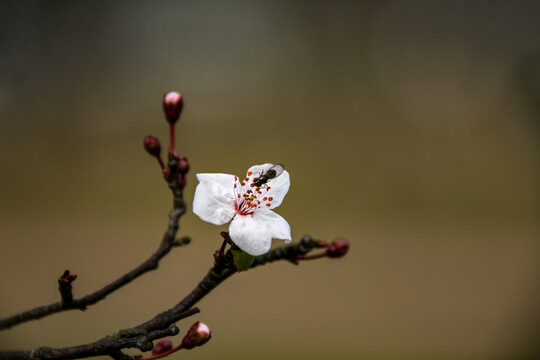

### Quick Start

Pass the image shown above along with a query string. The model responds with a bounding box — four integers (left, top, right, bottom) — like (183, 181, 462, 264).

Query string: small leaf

(231, 249, 255, 272)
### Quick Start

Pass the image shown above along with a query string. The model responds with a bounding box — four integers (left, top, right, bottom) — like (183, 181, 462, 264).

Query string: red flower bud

(178, 157, 190, 175)
(326, 238, 349, 258)
(144, 136, 161, 157)
(178, 175, 187, 189)
(163, 91, 184, 124)
(59, 269, 77, 284)
(181, 321, 211, 350)
(152, 339, 173, 355)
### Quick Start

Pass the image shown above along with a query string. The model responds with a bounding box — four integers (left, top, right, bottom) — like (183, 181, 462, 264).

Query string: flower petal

(254, 208, 292, 243)
(264, 170, 290, 209)
(193, 173, 236, 225)
(245, 164, 290, 209)
(229, 215, 273, 256)
(197, 173, 236, 193)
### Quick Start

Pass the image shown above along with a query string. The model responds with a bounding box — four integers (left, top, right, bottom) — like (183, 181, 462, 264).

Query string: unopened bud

(59, 269, 77, 283)
(163, 168, 171, 179)
(181, 321, 211, 349)
(178, 175, 187, 189)
(152, 339, 173, 355)
(144, 136, 161, 157)
(178, 157, 190, 175)
(163, 91, 184, 124)
(326, 238, 349, 258)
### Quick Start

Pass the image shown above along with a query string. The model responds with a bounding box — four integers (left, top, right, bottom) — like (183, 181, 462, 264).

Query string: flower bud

(163, 168, 171, 179)
(59, 269, 77, 283)
(178, 157, 190, 175)
(152, 339, 173, 355)
(326, 238, 349, 258)
(178, 175, 187, 189)
(144, 136, 161, 157)
(163, 91, 184, 124)
(181, 321, 211, 349)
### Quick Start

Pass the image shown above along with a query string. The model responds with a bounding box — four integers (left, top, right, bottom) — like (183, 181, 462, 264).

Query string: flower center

(233, 172, 275, 216)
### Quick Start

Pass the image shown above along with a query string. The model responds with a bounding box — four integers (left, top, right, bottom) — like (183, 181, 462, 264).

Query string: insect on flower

(252, 163, 285, 187)
(192, 163, 291, 256)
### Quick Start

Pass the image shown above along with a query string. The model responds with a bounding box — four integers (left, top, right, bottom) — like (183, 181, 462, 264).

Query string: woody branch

(0, 91, 349, 360)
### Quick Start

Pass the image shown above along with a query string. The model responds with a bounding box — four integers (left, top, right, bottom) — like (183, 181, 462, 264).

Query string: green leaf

(231, 249, 255, 272)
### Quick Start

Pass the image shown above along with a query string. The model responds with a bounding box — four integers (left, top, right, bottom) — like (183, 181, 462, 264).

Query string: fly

(253, 164, 285, 187)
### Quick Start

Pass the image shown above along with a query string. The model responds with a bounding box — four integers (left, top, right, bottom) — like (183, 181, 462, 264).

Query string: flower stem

(157, 157, 166, 170)
(219, 239, 227, 253)
(168, 123, 178, 158)
(295, 252, 327, 261)
(137, 344, 183, 360)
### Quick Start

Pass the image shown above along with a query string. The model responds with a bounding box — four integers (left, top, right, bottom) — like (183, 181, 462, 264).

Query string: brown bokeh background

(1, 1, 539, 359)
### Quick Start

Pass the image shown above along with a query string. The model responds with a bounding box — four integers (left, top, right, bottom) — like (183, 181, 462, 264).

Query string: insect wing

(269, 164, 285, 178)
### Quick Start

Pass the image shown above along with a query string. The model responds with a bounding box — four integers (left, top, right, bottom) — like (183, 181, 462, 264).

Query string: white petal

(245, 164, 290, 210)
(254, 208, 292, 243)
(193, 173, 236, 225)
(196, 173, 236, 193)
(229, 215, 273, 256)
(265, 170, 290, 209)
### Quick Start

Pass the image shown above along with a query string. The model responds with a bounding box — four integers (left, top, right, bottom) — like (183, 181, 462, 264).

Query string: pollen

(268, 197, 273, 201)
(247, 171, 252, 176)
(263, 197, 267, 201)
(241, 182, 245, 186)
(266, 203, 271, 207)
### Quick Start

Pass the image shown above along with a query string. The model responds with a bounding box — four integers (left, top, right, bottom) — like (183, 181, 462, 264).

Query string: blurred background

(0, 1, 539, 359)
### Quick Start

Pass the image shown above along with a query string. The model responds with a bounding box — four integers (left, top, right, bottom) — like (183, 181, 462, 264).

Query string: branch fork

(0, 91, 348, 360)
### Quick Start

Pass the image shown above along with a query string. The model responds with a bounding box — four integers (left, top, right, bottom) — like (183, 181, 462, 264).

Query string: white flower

(193, 163, 291, 256)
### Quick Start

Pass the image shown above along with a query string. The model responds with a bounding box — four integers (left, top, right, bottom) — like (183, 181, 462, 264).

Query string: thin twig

(0, 236, 323, 360)
(0, 155, 187, 331)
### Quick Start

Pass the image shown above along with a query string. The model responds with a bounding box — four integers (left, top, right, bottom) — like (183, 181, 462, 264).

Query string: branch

(0, 236, 324, 360)
(0, 155, 187, 331)
(0, 95, 347, 360)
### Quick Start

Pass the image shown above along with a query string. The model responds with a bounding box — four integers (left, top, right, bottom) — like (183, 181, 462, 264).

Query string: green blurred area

(0, 1, 539, 359)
